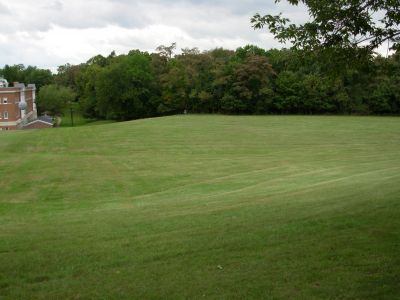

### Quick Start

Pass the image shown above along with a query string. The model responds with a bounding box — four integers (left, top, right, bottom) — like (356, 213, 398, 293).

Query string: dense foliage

(58, 46, 400, 120)
(1, 46, 400, 120)
(252, 0, 400, 69)
(0, 64, 53, 90)
(37, 84, 76, 116)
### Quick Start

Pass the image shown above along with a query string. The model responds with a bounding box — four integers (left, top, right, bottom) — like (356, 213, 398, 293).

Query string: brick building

(0, 78, 52, 130)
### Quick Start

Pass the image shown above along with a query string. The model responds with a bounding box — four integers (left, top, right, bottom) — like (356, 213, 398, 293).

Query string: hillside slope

(1, 115, 400, 299)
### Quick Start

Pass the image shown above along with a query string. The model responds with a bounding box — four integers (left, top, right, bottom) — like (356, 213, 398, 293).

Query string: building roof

(0, 81, 36, 90)
(38, 115, 54, 124)
(23, 116, 54, 128)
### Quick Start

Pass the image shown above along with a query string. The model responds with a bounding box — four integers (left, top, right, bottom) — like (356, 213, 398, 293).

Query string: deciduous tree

(37, 84, 76, 116)
(252, 0, 400, 67)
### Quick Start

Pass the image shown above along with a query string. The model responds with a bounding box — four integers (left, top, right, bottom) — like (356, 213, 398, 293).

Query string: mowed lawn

(0, 115, 399, 299)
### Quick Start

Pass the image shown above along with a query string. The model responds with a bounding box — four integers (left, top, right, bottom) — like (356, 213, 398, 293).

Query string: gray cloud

(0, 0, 308, 68)
(0, 2, 10, 15)
(42, 0, 63, 10)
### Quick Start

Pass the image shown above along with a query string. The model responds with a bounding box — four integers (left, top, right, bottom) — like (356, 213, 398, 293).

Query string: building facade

(0, 78, 39, 130)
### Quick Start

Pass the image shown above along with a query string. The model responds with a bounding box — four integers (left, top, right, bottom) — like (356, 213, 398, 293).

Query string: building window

(4, 111, 8, 119)
(2, 98, 7, 104)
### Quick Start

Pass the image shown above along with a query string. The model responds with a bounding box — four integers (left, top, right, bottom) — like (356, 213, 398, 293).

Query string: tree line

(1, 45, 400, 120)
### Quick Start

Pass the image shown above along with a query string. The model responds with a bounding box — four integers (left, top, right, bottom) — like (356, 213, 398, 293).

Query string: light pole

(70, 106, 74, 127)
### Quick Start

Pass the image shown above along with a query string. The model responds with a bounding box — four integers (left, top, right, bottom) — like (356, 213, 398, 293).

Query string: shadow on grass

(59, 103, 116, 127)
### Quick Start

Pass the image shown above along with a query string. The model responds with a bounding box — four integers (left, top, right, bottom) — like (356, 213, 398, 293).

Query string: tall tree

(221, 52, 275, 114)
(156, 43, 177, 60)
(23, 66, 53, 90)
(37, 84, 76, 116)
(55, 63, 83, 89)
(94, 51, 160, 120)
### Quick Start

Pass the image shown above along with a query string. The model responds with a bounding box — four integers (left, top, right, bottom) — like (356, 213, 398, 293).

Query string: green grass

(59, 103, 111, 127)
(0, 115, 399, 299)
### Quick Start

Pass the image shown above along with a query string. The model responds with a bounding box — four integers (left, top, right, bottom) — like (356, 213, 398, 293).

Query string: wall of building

(0, 84, 36, 130)
(0, 89, 21, 122)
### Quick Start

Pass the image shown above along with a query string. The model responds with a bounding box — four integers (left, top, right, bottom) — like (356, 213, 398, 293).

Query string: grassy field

(0, 115, 399, 299)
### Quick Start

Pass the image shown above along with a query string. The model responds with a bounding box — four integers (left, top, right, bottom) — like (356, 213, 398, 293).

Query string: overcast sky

(0, 0, 310, 70)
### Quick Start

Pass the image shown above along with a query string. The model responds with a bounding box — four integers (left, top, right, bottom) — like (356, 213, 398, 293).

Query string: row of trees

(0, 64, 53, 90)
(58, 45, 400, 119)
(1, 45, 400, 119)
